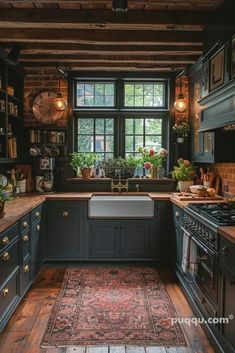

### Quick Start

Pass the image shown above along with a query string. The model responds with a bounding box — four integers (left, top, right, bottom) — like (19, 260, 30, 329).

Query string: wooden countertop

(1, 192, 235, 245)
(0, 195, 45, 233)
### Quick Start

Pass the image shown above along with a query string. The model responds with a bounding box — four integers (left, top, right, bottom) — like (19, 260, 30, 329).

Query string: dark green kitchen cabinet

(89, 221, 120, 259)
(45, 201, 87, 260)
(30, 220, 43, 278)
(89, 219, 150, 260)
(219, 237, 235, 353)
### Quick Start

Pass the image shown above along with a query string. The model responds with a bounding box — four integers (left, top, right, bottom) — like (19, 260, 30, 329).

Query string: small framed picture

(231, 36, 235, 79)
(210, 49, 224, 91)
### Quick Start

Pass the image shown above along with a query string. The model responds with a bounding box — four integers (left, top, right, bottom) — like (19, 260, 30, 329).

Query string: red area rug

(41, 266, 187, 347)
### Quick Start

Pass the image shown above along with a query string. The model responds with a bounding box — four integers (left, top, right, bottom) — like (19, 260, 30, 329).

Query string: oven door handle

(180, 226, 191, 238)
(191, 236, 214, 256)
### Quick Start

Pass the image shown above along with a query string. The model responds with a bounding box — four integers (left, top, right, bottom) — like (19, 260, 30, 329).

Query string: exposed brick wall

(214, 163, 235, 195)
(174, 75, 189, 123)
(24, 71, 68, 127)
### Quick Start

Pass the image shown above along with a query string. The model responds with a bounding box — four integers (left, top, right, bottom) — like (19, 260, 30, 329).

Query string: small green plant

(70, 152, 98, 170)
(171, 158, 195, 181)
(172, 121, 190, 137)
(0, 188, 13, 202)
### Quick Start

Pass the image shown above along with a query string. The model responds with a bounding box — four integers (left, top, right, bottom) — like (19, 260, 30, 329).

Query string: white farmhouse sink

(88, 195, 154, 218)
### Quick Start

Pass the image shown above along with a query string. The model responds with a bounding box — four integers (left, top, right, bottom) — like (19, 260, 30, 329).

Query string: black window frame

(73, 77, 170, 159)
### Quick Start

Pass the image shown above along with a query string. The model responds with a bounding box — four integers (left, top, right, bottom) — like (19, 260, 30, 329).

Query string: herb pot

(178, 180, 194, 192)
(81, 168, 92, 179)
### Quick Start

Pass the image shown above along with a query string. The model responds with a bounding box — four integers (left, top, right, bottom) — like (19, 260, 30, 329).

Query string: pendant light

(112, 0, 128, 13)
(53, 75, 67, 112)
(174, 76, 187, 113)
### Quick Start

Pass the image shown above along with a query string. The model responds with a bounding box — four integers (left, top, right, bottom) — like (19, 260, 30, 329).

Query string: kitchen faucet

(111, 169, 128, 193)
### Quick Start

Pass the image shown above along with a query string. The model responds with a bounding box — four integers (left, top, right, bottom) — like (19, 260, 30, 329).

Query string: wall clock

(32, 91, 64, 124)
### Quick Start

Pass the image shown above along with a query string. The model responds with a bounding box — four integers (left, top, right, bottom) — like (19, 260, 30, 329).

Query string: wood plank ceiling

(0, 0, 231, 73)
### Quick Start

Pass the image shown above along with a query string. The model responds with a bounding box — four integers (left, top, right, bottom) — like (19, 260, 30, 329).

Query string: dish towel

(181, 230, 191, 273)
(189, 239, 198, 276)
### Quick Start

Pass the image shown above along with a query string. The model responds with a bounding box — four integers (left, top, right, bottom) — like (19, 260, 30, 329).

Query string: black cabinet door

(46, 201, 80, 260)
(155, 201, 174, 261)
(220, 267, 235, 352)
(120, 220, 149, 259)
(89, 221, 120, 259)
(30, 220, 43, 277)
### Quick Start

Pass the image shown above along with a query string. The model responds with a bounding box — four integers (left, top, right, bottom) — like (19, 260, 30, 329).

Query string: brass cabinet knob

(23, 221, 29, 228)
(35, 212, 40, 217)
(23, 234, 29, 242)
(24, 265, 30, 273)
(3, 288, 9, 297)
(2, 252, 10, 261)
(62, 211, 69, 217)
(36, 224, 40, 231)
(1, 236, 9, 246)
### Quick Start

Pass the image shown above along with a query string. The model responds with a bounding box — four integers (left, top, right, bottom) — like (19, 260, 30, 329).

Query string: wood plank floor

(0, 266, 215, 353)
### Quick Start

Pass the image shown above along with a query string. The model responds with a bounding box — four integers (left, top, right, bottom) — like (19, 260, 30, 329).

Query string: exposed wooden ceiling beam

(20, 49, 202, 56)
(19, 54, 198, 63)
(0, 28, 204, 45)
(1, 43, 203, 51)
(0, 9, 210, 31)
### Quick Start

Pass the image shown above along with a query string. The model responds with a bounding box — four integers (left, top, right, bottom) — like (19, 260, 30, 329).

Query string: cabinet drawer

(0, 240, 19, 287)
(31, 204, 43, 224)
(21, 233, 30, 262)
(0, 272, 19, 321)
(173, 204, 184, 224)
(20, 258, 32, 296)
(220, 237, 235, 272)
(0, 224, 18, 252)
(19, 214, 30, 234)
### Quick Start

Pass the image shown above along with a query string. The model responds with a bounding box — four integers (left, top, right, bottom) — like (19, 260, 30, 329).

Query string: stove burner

(187, 202, 235, 226)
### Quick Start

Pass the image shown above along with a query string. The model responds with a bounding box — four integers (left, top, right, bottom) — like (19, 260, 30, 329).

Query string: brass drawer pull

(2, 252, 10, 261)
(24, 265, 30, 273)
(36, 225, 40, 231)
(35, 211, 40, 217)
(1, 236, 10, 246)
(3, 288, 9, 297)
(23, 234, 29, 242)
(62, 211, 69, 217)
(23, 221, 29, 228)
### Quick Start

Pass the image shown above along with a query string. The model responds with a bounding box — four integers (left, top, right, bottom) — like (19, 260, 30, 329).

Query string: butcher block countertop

(1, 192, 235, 244)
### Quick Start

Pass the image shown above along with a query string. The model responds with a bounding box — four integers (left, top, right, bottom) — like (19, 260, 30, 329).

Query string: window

(74, 78, 169, 162)
(76, 117, 114, 159)
(125, 117, 163, 156)
(124, 82, 165, 108)
(76, 82, 115, 108)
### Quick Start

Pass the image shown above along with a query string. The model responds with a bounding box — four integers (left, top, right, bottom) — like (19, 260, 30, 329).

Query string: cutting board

(171, 192, 223, 201)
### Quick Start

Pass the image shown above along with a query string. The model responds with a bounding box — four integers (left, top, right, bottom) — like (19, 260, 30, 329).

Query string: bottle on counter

(9, 169, 17, 195)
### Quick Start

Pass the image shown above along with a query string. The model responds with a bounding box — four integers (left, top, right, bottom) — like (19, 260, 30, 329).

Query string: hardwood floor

(0, 266, 214, 353)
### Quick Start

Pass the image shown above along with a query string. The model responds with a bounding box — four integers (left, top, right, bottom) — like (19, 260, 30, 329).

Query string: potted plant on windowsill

(171, 158, 195, 192)
(172, 121, 190, 143)
(70, 152, 98, 179)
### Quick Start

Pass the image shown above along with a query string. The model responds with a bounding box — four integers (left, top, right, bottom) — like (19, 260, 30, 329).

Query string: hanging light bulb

(54, 75, 67, 111)
(174, 76, 187, 113)
(112, 0, 128, 13)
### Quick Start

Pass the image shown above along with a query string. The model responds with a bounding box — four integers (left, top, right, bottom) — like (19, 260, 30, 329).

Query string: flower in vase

(144, 162, 152, 170)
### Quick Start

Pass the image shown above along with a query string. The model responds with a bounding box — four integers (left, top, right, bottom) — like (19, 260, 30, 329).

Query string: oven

(182, 209, 219, 304)
(191, 235, 218, 303)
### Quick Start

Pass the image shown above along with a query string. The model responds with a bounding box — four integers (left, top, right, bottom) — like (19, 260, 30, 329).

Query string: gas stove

(187, 202, 235, 226)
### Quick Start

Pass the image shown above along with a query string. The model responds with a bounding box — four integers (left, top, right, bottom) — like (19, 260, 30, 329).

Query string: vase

(178, 180, 194, 192)
(81, 168, 92, 179)
(150, 167, 157, 179)
(0, 201, 5, 219)
(177, 137, 184, 143)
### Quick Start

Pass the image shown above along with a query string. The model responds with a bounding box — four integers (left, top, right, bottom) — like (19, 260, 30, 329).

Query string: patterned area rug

(41, 266, 187, 347)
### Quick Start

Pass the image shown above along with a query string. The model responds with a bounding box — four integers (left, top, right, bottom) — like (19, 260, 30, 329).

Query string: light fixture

(112, 0, 128, 13)
(53, 75, 67, 112)
(174, 76, 187, 113)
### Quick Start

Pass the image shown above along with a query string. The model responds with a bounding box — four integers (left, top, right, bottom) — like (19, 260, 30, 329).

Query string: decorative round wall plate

(32, 91, 64, 124)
